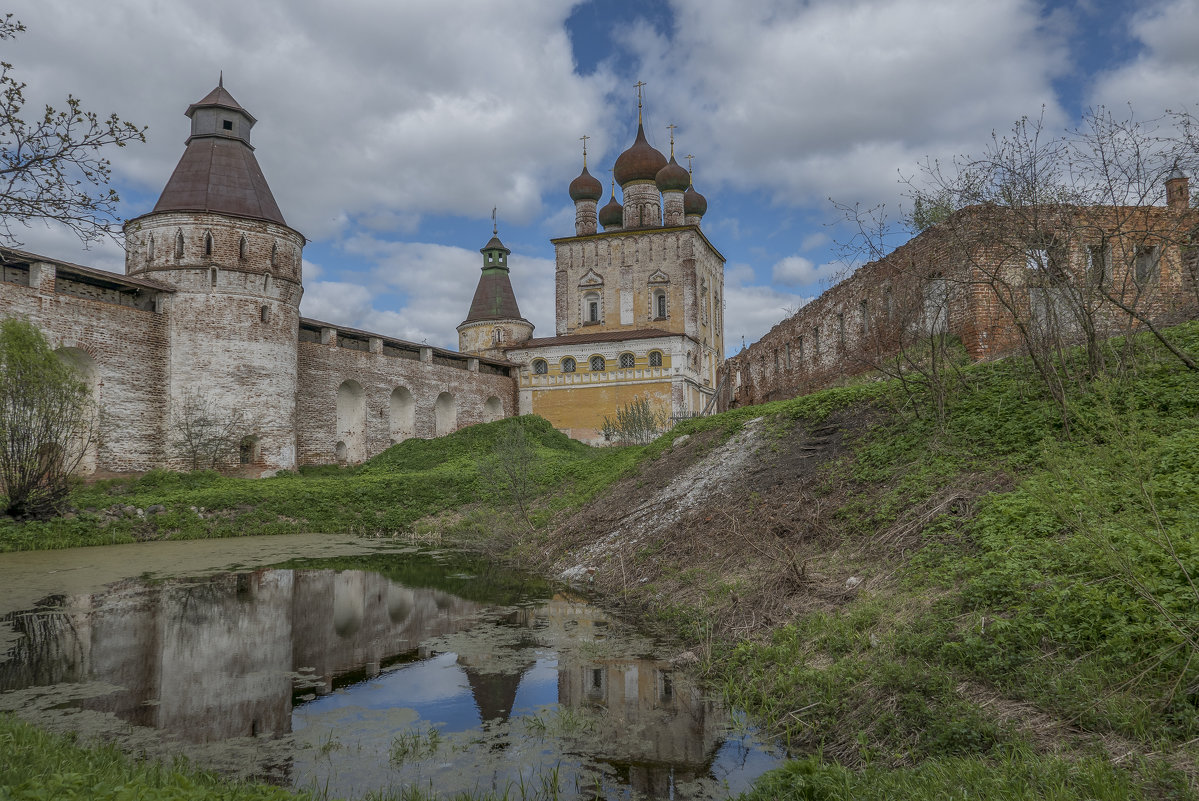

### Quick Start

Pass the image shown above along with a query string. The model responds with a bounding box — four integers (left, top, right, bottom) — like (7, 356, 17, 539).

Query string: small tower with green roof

(457, 221, 533, 359)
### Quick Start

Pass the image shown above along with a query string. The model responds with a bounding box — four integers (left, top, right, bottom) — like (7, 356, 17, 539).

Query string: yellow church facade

(457, 109, 724, 443)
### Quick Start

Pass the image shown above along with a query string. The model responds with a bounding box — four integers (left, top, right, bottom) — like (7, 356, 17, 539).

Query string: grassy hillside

(0, 414, 639, 552)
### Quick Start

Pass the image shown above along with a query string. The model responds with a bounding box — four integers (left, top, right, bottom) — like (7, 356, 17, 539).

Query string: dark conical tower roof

(152, 79, 287, 226)
(463, 234, 527, 323)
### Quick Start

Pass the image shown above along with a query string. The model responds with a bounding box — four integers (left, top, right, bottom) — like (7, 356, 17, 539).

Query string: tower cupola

(599, 178, 623, 231)
(614, 82, 665, 230)
(684, 160, 707, 226)
(657, 126, 690, 226)
(569, 135, 603, 235)
(458, 220, 533, 357)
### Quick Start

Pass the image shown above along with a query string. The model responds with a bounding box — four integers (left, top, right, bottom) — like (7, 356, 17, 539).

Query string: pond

(0, 536, 782, 800)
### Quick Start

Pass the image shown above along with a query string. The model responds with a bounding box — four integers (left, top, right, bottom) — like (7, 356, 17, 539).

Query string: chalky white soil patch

(558, 418, 764, 582)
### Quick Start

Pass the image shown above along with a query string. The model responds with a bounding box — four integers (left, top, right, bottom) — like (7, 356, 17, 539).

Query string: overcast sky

(5, 0, 1198, 354)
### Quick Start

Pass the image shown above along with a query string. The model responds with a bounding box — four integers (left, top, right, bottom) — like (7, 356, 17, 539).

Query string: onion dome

(599, 191, 623, 228)
(684, 182, 707, 217)
(569, 165, 603, 202)
(613, 123, 667, 185)
(656, 154, 690, 192)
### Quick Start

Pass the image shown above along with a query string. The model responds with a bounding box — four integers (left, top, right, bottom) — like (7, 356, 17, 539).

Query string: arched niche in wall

(483, 396, 503, 422)
(389, 386, 415, 444)
(54, 347, 99, 473)
(336, 379, 366, 464)
(434, 391, 456, 437)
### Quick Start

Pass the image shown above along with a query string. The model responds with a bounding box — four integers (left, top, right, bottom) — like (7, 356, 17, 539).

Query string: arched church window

(174, 230, 184, 259)
(649, 350, 663, 367)
(561, 357, 576, 373)
(270, 242, 278, 269)
(532, 359, 548, 375)
(239, 235, 248, 260)
(589, 355, 605, 372)
(584, 292, 601, 324)
(203, 230, 213, 256)
(654, 290, 667, 320)
(619, 352, 635, 369)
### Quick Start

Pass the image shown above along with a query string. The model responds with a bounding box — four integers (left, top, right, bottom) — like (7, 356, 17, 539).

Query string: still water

(0, 542, 781, 799)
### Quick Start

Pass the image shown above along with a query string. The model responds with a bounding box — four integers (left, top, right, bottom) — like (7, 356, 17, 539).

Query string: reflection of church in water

(0, 569, 727, 795)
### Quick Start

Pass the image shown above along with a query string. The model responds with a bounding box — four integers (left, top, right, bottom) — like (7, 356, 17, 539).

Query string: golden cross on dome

(634, 80, 647, 122)
(684, 153, 695, 173)
(579, 134, 590, 167)
(491, 207, 497, 235)
(666, 124, 677, 157)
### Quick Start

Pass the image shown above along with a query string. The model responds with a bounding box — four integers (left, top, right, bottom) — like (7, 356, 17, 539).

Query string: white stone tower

(124, 79, 305, 473)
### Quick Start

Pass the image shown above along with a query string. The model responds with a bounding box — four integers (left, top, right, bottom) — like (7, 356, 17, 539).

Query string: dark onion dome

(656, 154, 690, 193)
(684, 183, 707, 217)
(613, 123, 667, 185)
(569, 165, 603, 202)
(599, 192, 623, 227)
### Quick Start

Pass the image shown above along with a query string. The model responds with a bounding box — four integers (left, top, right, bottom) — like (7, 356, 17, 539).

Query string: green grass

(0, 415, 643, 552)
(0, 713, 311, 801)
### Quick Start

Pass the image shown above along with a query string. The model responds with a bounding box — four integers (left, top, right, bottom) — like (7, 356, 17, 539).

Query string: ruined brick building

(457, 100, 725, 443)
(719, 175, 1199, 409)
(0, 81, 517, 475)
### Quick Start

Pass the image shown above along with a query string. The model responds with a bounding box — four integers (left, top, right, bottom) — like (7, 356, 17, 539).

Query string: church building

(457, 100, 726, 443)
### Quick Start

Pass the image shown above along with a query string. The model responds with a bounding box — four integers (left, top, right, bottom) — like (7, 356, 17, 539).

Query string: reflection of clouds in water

(509, 657, 559, 715)
(295, 652, 481, 733)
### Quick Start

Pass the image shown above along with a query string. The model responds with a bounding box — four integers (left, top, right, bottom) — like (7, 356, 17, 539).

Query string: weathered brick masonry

(721, 200, 1199, 409)
(0, 81, 520, 476)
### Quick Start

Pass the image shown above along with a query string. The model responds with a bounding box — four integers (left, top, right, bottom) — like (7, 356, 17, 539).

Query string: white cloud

(296, 235, 557, 350)
(623, 0, 1068, 210)
(771, 255, 845, 288)
(5, 0, 620, 241)
(1088, 0, 1199, 115)
(723, 263, 809, 355)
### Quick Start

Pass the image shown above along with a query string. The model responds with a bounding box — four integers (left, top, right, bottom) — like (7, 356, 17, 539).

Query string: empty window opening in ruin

(649, 350, 663, 367)
(210, 267, 218, 287)
(590, 355, 605, 372)
(239, 436, 260, 465)
(1026, 239, 1067, 282)
(222, 119, 233, 131)
(619, 352, 634, 369)
(175, 230, 184, 259)
(260, 305, 270, 323)
(204, 231, 213, 256)
(493, 328, 506, 344)
(239, 235, 248, 260)
(561, 357, 576, 373)
(270, 242, 278, 269)
(1135, 244, 1160, 284)
(532, 359, 548, 375)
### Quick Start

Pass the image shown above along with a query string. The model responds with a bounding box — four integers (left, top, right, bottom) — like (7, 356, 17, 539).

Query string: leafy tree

(0, 318, 93, 519)
(0, 15, 146, 247)
(169, 391, 251, 471)
(601, 396, 671, 446)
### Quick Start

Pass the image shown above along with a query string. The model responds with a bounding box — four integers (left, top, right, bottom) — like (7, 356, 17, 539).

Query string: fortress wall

(721, 207, 1199, 409)
(296, 333, 517, 466)
(0, 262, 169, 473)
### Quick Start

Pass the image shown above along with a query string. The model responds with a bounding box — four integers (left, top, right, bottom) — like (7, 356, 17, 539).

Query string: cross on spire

(579, 134, 590, 168)
(634, 80, 647, 123)
(684, 154, 695, 174)
(491, 207, 497, 235)
(666, 124, 677, 157)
